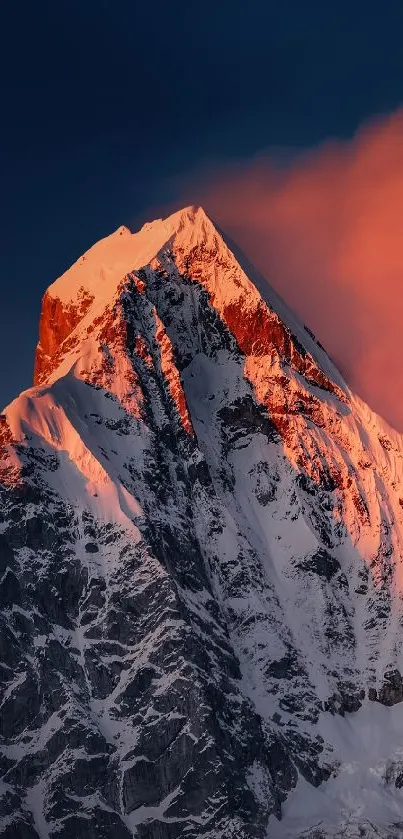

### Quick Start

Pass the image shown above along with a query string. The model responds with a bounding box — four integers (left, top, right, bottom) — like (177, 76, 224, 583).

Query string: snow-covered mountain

(2, 205, 403, 838)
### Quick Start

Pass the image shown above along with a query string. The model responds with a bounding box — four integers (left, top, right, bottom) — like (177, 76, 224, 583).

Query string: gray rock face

(2, 207, 403, 838)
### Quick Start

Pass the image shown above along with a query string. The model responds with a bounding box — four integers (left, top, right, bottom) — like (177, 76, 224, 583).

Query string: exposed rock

(378, 669, 403, 706)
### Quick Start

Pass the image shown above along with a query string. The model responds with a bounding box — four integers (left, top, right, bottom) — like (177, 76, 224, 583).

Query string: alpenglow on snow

(2, 206, 403, 838)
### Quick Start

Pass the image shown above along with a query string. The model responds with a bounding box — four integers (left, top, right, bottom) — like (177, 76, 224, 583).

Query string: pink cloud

(190, 111, 403, 430)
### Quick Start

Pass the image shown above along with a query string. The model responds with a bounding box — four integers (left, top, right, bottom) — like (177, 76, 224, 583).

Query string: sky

(191, 112, 403, 429)
(2, 2, 403, 425)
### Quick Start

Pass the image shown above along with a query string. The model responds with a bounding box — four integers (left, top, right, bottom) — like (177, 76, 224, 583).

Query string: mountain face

(2, 206, 403, 839)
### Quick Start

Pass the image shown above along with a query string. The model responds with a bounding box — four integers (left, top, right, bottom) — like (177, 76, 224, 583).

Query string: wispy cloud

(180, 110, 403, 430)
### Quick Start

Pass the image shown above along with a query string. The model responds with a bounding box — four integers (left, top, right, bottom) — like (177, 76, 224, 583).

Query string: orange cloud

(193, 110, 403, 430)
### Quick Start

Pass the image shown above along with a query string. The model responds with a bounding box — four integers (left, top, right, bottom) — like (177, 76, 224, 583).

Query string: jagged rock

(378, 669, 403, 706)
(297, 548, 341, 580)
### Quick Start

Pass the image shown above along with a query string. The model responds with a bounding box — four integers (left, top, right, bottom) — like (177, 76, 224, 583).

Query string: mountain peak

(45, 206, 213, 308)
(33, 205, 347, 399)
(5, 202, 403, 838)
(140, 204, 207, 234)
(169, 203, 208, 228)
(33, 206, 223, 386)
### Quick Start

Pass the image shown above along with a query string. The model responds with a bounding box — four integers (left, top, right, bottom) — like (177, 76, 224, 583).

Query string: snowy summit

(2, 206, 403, 838)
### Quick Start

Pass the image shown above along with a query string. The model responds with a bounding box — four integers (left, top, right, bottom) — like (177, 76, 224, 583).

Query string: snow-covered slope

(2, 206, 403, 838)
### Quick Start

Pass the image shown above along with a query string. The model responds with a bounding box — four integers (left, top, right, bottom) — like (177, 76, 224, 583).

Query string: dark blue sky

(2, 0, 403, 407)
